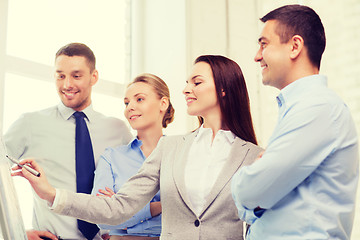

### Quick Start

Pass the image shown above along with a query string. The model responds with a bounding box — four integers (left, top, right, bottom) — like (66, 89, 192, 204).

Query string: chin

(187, 109, 197, 116)
(262, 79, 270, 86)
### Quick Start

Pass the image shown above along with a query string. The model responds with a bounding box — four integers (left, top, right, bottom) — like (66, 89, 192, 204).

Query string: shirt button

(194, 219, 200, 227)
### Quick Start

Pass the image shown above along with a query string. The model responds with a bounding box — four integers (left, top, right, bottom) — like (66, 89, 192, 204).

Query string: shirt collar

(276, 74, 327, 109)
(58, 102, 95, 122)
(128, 137, 143, 149)
(196, 124, 236, 144)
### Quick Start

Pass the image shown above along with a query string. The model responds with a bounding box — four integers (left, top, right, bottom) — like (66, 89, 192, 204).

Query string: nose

(63, 76, 74, 89)
(182, 82, 191, 95)
(126, 101, 135, 112)
(254, 48, 263, 62)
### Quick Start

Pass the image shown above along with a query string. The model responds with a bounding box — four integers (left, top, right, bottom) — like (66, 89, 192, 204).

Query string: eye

(194, 82, 201, 86)
(260, 41, 267, 49)
(137, 97, 144, 102)
(57, 74, 65, 80)
(124, 101, 129, 106)
(73, 75, 81, 79)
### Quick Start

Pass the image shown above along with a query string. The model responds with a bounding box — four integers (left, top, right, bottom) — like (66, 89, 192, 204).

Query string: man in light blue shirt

(231, 5, 359, 240)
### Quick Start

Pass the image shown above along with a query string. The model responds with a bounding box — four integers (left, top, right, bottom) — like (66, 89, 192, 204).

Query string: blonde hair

(129, 73, 174, 128)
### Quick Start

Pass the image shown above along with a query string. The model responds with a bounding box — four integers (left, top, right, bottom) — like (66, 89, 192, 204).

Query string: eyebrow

(258, 36, 268, 43)
(191, 75, 203, 80)
(124, 92, 147, 100)
(134, 93, 147, 97)
(55, 70, 83, 74)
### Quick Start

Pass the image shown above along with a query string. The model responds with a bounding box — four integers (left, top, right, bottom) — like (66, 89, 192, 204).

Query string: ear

(159, 97, 169, 112)
(90, 69, 99, 86)
(221, 89, 226, 97)
(289, 35, 304, 60)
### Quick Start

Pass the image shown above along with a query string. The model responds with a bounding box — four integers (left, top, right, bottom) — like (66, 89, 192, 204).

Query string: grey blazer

(54, 131, 263, 240)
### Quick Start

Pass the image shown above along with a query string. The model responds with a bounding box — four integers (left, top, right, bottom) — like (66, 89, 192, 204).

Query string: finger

(19, 158, 42, 172)
(98, 189, 112, 198)
(37, 231, 58, 240)
(21, 167, 41, 182)
(98, 189, 107, 194)
(41, 232, 58, 240)
(105, 187, 115, 195)
(11, 164, 22, 171)
(97, 190, 109, 196)
(11, 170, 24, 177)
(99, 189, 111, 195)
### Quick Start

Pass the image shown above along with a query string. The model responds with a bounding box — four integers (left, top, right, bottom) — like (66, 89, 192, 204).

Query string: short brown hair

(55, 43, 96, 72)
(260, 5, 326, 69)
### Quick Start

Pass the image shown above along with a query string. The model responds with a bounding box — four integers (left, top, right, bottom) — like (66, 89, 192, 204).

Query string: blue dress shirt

(231, 75, 359, 240)
(91, 138, 161, 237)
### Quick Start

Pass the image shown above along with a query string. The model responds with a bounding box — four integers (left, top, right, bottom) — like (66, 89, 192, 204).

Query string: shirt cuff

(144, 202, 152, 220)
(48, 188, 60, 209)
(237, 206, 259, 224)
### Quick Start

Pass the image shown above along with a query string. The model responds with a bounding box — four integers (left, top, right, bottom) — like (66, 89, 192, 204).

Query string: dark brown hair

(260, 4, 326, 69)
(55, 43, 96, 72)
(195, 55, 257, 144)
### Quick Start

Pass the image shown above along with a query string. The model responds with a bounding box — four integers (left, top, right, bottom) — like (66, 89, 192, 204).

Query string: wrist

(46, 187, 56, 204)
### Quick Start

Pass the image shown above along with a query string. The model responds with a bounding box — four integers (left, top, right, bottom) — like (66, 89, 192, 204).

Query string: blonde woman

(93, 74, 174, 240)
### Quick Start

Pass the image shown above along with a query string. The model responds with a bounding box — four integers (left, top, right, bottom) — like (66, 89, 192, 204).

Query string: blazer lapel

(200, 137, 249, 217)
(172, 130, 198, 213)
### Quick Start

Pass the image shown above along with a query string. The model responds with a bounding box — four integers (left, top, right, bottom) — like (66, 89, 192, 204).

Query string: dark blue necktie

(74, 111, 99, 240)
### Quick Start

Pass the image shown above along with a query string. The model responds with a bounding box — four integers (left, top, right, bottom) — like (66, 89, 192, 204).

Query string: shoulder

(160, 131, 196, 144)
(102, 142, 131, 156)
(10, 106, 58, 124)
(235, 138, 264, 157)
(91, 111, 128, 126)
(293, 84, 345, 114)
(288, 86, 352, 132)
(245, 140, 264, 152)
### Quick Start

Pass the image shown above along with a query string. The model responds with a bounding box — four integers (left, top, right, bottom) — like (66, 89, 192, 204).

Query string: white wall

(131, 0, 189, 135)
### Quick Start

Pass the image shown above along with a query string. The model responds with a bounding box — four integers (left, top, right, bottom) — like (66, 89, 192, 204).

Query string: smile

(186, 97, 196, 105)
(62, 91, 79, 99)
(129, 114, 141, 120)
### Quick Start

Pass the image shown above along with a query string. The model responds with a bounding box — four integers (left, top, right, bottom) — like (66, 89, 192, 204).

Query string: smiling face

(183, 61, 220, 120)
(124, 82, 166, 131)
(55, 55, 98, 111)
(254, 20, 292, 90)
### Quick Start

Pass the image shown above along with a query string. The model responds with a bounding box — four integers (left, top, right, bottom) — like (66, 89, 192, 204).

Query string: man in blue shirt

(231, 4, 359, 240)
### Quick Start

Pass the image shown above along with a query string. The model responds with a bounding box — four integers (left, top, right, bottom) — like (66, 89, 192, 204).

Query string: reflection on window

(6, 0, 129, 84)
(2, 0, 130, 231)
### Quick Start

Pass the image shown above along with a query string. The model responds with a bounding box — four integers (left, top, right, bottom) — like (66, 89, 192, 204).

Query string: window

(0, 0, 131, 230)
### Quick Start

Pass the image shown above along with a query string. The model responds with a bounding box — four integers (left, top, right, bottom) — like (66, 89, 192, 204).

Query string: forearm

(231, 105, 336, 209)
(150, 201, 162, 217)
(53, 189, 143, 225)
(52, 162, 160, 226)
(97, 202, 153, 230)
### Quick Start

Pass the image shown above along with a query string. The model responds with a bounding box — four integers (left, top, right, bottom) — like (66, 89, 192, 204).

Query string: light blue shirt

(91, 138, 161, 237)
(231, 75, 359, 240)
